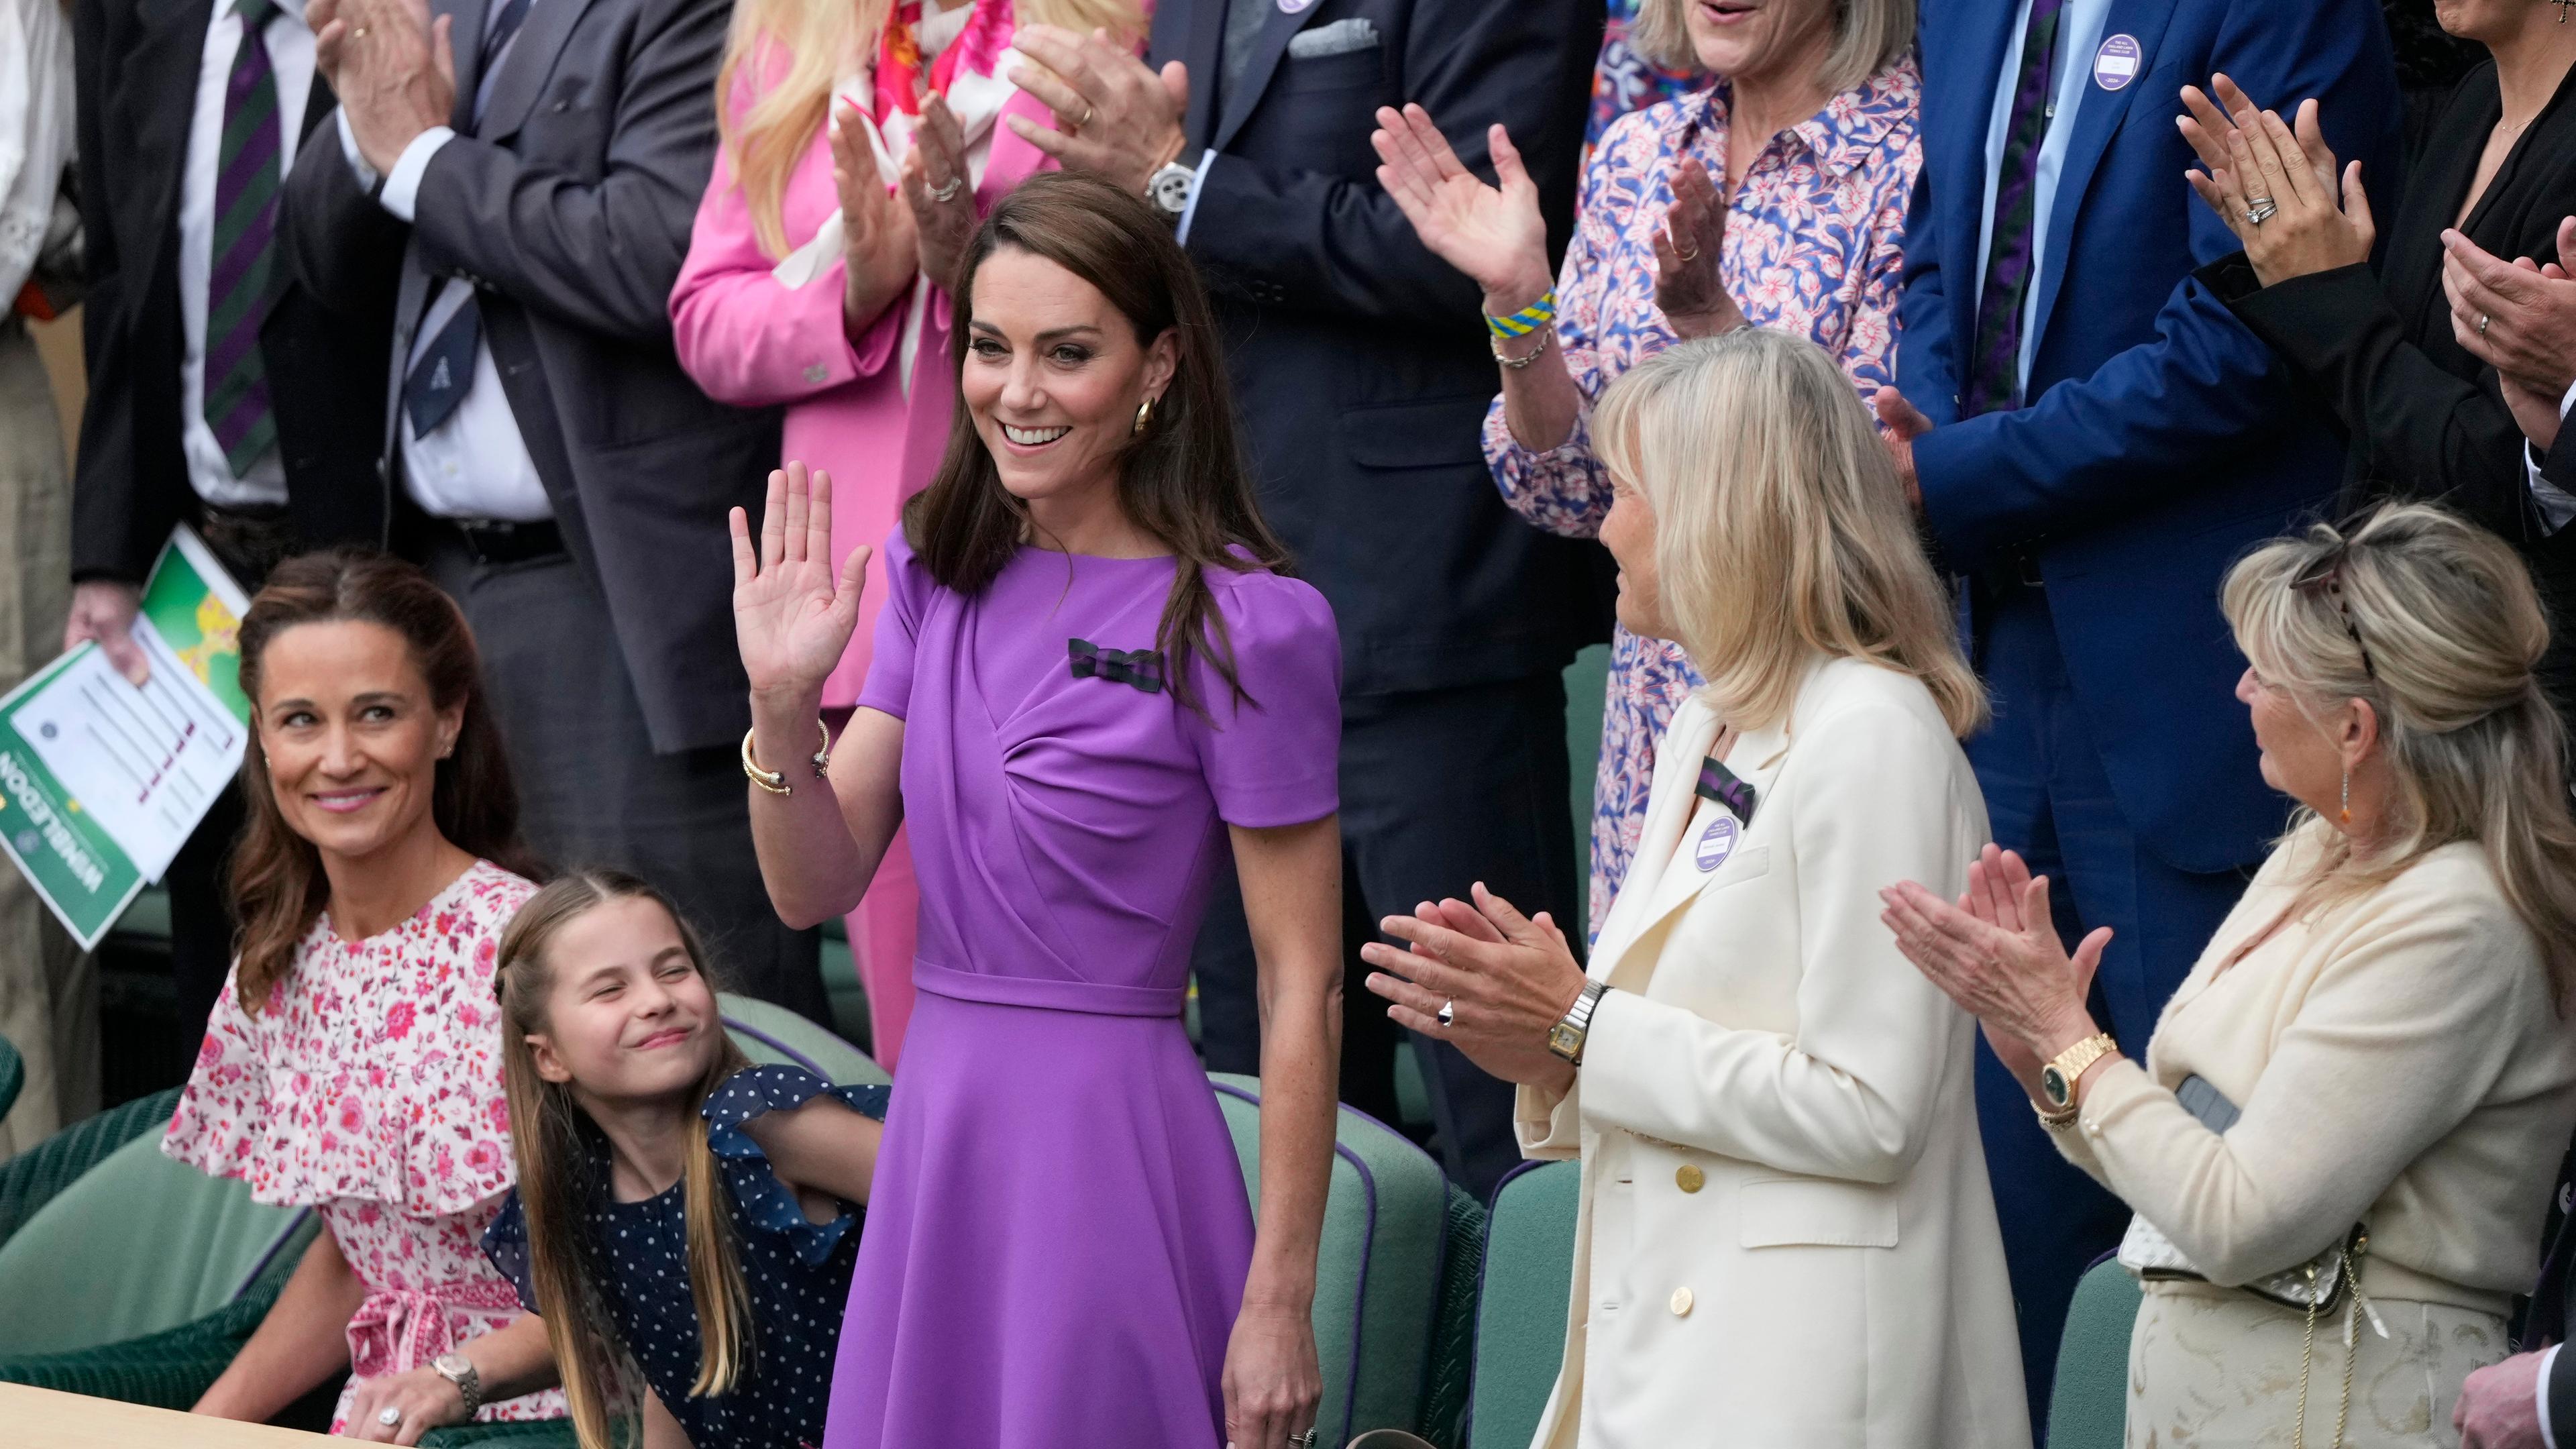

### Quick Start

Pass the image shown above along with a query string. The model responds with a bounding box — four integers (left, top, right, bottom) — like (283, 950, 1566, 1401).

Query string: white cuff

(2540, 1342, 2563, 1449)
(2528, 444, 2576, 535)
(336, 108, 380, 191)
(2560, 378, 2576, 421)
(1173, 148, 1220, 248)
(376, 127, 456, 223)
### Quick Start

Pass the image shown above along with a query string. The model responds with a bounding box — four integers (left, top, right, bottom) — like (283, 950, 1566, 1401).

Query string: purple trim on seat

(720, 1013, 830, 1079)
(228, 1207, 317, 1302)
(1465, 1159, 1570, 1443)
(1213, 1080, 1379, 1447)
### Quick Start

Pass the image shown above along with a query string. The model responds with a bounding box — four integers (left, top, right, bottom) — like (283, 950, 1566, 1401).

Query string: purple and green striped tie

(1964, 0, 2065, 417)
(204, 0, 283, 476)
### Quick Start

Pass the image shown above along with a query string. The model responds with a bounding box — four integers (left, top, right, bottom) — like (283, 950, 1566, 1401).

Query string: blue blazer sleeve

(1904, 0, 2398, 573)
(1894, 165, 1961, 429)
(1182, 0, 1593, 326)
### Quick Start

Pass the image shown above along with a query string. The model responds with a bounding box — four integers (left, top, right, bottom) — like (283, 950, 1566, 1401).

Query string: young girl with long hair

(672, 0, 1144, 1071)
(483, 869, 890, 1449)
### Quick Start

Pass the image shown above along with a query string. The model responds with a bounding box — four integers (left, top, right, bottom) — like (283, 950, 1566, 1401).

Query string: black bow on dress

(1067, 639, 1165, 694)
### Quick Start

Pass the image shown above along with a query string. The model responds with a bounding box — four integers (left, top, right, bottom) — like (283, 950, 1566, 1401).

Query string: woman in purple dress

(727, 170, 1344, 1449)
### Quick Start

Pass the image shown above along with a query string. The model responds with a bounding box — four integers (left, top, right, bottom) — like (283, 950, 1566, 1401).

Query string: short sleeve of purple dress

(830, 528, 1340, 1448)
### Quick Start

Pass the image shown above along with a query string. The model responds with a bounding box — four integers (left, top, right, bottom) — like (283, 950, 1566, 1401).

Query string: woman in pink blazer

(675, 0, 1142, 1067)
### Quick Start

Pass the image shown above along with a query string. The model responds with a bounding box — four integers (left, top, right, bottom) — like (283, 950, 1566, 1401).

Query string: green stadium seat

(718, 991, 890, 1086)
(1211, 1073, 1462, 1446)
(1468, 1159, 1580, 1448)
(0, 1033, 22, 1128)
(2046, 1255, 2142, 1449)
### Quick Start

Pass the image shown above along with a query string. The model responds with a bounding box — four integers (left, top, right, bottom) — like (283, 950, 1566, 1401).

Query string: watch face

(1548, 1023, 1580, 1057)
(2041, 1064, 2073, 1110)
(1150, 170, 1192, 215)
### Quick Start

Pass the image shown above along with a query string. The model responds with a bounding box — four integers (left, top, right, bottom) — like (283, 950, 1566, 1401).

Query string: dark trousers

(415, 534, 827, 1024)
(1194, 672, 1581, 1204)
(1970, 588, 2251, 1436)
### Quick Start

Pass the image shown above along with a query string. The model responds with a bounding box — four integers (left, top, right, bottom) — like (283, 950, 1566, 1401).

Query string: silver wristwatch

(1146, 158, 1199, 221)
(1547, 980, 1611, 1066)
(431, 1351, 483, 1417)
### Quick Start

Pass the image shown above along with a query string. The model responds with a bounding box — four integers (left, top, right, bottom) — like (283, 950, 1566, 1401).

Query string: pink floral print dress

(1481, 61, 1923, 935)
(162, 859, 566, 1432)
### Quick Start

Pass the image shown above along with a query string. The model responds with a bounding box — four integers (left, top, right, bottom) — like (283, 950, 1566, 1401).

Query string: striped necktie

(204, 0, 284, 477)
(400, 0, 535, 437)
(1963, 0, 2065, 417)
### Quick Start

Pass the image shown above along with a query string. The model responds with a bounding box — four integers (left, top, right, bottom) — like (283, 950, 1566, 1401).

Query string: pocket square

(1288, 17, 1379, 58)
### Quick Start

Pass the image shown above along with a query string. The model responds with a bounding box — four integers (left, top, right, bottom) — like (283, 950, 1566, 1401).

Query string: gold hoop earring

(1132, 395, 1157, 437)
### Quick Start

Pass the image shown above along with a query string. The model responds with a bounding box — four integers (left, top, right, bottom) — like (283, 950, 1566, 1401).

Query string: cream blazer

(1515, 657, 2031, 1449)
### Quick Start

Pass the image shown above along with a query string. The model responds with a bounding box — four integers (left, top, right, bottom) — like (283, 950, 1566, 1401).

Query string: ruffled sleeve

(160, 861, 537, 1215)
(704, 1064, 893, 1265)
(1183, 569, 1342, 828)
(481, 1190, 538, 1314)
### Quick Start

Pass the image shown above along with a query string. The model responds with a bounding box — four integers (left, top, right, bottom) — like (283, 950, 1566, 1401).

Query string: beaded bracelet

(1485, 290, 1557, 341)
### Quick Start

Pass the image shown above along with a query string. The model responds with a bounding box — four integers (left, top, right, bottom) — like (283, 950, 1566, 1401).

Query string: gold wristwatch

(2039, 1032, 2119, 1118)
(1547, 981, 1611, 1065)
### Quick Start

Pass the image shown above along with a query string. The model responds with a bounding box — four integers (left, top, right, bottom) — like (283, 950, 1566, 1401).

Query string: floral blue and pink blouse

(1484, 60, 1923, 935)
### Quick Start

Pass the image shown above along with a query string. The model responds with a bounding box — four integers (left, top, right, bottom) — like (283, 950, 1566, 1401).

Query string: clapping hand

(2444, 217, 2576, 453)
(1006, 25, 1188, 196)
(312, 0, 453, 174)
(1373, 105, 1556, 315)
(1359, 883, 1587, 1091)
(1878, 845, 2112, 1092)
(831, 101, 920, 335)
(730, 462, 869, 708)
(1656, 157, 1744, 339)
(900, 96, 977, 293)
(2178, 76, 2374, 286)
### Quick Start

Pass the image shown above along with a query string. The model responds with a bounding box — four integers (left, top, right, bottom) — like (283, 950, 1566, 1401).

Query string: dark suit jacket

(1899, 0, 2399, 875)
(71, 0, 393, 584)
(1149, 0, 1610, 698)
(278, 0, 777, 755)
(2214, 58, 2576, 713)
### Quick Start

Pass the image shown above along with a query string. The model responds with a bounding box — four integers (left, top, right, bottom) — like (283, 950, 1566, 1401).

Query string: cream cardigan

(2059, 820, 2576, 1316)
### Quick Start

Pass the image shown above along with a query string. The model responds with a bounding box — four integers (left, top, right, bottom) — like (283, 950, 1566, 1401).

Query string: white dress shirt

(2524, 377, 2576, 534)
(1973, 0, 2115, 395)
(180, 0, 315, 508)
(0, 0, 77, 305)
(336, 0, 550, 523)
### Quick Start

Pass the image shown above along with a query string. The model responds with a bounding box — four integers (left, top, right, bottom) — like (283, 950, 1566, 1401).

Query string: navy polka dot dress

(484, 1065, 892, 1449)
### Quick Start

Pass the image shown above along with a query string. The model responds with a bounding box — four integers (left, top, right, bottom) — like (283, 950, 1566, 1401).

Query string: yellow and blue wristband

(1486, 291, 1557, 341)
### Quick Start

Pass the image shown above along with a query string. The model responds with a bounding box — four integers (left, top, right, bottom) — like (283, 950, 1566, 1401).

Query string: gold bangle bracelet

(743, 719, 832, 796)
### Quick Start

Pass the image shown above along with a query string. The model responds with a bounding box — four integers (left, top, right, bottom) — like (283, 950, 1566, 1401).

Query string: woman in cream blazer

(1362, 331, 2028, 1448)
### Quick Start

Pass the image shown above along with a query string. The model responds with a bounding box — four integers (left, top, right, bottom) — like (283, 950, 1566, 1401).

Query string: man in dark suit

(1003, 1, 1605, 1201)
(2459, 1143, 2576, 1447)
(1876, 0, 2399, 1421)
(68, 0, 395, 1058)
(276, 0, 824, 1018)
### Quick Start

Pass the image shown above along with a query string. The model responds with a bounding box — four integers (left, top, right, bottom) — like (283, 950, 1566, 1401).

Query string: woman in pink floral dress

(164, 551, 566, 1442)
(1376, 0, 1921, 935)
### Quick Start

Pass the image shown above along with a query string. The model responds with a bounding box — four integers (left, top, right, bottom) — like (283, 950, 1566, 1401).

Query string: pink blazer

(672, 77, 1056, 706)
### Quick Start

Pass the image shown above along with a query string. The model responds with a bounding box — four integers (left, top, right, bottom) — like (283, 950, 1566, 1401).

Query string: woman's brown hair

(495, 870, 759, 1449)
(230, 549, 539, 1012)
(902, 170, 1290, 707)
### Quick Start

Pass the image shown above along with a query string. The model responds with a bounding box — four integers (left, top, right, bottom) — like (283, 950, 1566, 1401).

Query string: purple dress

(823, 529, 1341, 1448)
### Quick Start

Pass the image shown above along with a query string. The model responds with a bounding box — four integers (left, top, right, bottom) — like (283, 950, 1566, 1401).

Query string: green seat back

(0, 1128, 318, 1356)
(718, 992, 889, 1086)
(0, 1033, 21, 1130)
(2046, 1256, 2143, 1449)
(1210, 1073, 1452, 1446)
(1468, 1159, 1580, 1448)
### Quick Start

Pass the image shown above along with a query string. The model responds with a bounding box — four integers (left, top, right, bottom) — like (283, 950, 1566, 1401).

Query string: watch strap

(433, 1352, 482, 1417)
(2043, 1032, 2120, 1108)
(1549, 979, 1609, 1065)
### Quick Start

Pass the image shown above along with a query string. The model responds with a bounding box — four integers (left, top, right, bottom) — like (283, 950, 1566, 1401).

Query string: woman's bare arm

(193, 1228, 368, 1421)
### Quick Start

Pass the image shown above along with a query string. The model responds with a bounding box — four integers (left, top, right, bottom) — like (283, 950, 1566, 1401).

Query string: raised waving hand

(731, 462, 869, 704)
(1371, 105, 1555, 307)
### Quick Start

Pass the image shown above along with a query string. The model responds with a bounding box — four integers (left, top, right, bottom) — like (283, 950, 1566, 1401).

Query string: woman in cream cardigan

(1882, 503, 2576, 1447)
(1360, 329, 2029, 1448)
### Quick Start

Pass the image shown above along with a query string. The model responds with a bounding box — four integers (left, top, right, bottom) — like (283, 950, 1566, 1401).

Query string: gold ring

(1077, 103, 1096, 129)
(352, 23, 368, 36)
(1674, 241, 1701, 262)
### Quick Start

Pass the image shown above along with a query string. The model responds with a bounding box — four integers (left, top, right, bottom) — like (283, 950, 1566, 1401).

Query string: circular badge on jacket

(1278, 0, 1317, 11)
(2093, 34, 2142, 91)
(1694, 816, 1739, 873)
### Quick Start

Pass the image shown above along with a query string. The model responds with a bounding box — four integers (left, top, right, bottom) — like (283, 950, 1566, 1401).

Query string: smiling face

(960, 246, 1179, 515)
(1601, 464, 1671, 641)
(1682, 0, 1839, 84)
(523, 894, 722, 1106)
(254, 619, 462, 870)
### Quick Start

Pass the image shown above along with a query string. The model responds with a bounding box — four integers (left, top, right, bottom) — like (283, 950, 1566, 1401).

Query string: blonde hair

(1594, 330, 1985, 738)
(494, 871, 759, 1449)
(715, 0, 1149, 260)
(1630, 0, 1913, 96)
(2222, 503, 2576, 1004)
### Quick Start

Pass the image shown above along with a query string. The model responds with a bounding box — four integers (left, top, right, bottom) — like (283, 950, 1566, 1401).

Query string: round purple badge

(1693, 816, 1739, 873)
(1277, 0, 1316, 12)
(2092, 34, 2142, 92)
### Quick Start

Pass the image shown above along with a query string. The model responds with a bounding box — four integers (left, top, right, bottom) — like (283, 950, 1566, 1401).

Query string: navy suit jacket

(1899, 0, 2398, 874)
(1148, 0, 1611, 698)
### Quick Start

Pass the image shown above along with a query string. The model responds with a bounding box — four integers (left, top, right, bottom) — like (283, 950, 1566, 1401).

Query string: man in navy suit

(1875, 0, 2399, 1425)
